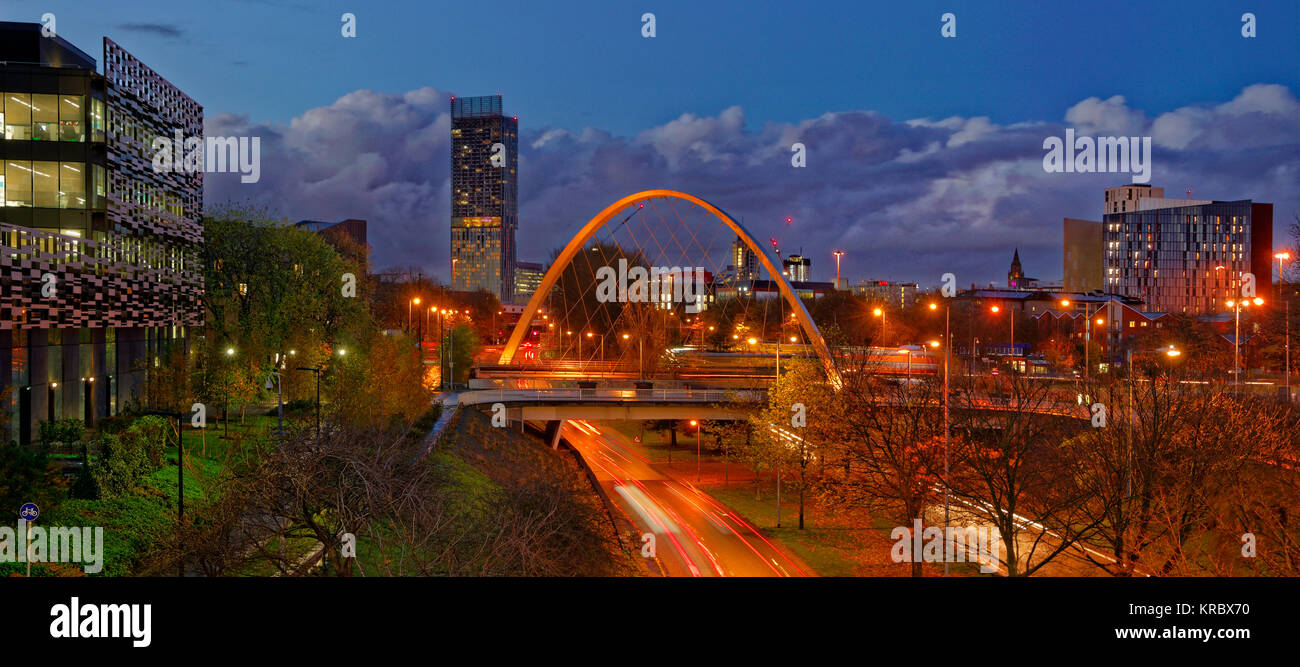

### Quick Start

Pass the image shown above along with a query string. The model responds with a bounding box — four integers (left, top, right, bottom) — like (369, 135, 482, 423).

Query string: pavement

(418, 391, 462, 457)
(560, 419, 812, 577)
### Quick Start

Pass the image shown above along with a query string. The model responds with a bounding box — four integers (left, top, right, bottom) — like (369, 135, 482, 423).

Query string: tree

(750, 358, 843, 529)
(824, 355, 948, 575)
(440, 324, 481, 388)
(948, 373, 1103, 576)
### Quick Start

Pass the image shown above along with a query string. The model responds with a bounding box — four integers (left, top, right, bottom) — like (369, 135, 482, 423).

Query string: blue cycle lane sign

(19, 503, 39, 522)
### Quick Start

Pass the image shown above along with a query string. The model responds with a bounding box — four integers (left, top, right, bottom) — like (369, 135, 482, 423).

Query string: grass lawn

(707, 482, 987, 577)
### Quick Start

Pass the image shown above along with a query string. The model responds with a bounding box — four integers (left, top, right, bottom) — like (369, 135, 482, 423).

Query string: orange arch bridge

(499, 190, 843, 389)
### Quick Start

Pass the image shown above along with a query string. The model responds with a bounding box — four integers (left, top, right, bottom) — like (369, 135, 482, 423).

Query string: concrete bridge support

(543, 419, 563, 449)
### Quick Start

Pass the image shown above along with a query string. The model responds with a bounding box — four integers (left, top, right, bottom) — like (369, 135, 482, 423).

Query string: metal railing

(458, 387, 757, 406)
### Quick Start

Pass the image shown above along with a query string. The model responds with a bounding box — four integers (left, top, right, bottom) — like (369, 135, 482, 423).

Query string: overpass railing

(458, 387, 762, 407)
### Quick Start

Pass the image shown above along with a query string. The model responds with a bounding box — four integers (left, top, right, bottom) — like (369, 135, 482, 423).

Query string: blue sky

(7, 0, 1298, 285)
(24, 0, 1299, 134)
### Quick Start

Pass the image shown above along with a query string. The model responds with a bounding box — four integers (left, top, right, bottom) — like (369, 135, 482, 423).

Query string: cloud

(115, 23, 184, 39)
(204, 84, 1300, 288)
(1064, 95, 1148, 136)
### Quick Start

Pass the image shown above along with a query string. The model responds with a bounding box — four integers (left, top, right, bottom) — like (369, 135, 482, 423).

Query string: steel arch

(499, 190, 842, 388)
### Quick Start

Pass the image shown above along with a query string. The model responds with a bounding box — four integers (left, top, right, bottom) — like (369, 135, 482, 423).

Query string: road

(560, 419, 809, 577)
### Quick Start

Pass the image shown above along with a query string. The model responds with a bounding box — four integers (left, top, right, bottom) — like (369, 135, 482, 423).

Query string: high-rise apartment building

(1, 23, 202, 443)
(783, 254, 810, 282)
(730, 235, 758, 281)
(1063, 218, 1103, 293)
(450, 95, 517, 304)
(513, 261, 544, 303)
(1103, 196, 1273, 314)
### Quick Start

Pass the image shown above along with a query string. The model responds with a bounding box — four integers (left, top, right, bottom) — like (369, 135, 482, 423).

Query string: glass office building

(1, 22, 202, 444)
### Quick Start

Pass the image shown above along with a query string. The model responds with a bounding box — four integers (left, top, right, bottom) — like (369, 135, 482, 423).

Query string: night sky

(16, 0, 1299, 287)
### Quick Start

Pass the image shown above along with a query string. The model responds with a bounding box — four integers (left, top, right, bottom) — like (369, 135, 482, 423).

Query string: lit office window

(32, 94, 58, 141)
(5, 93, 33, 140)
(60, 95, 84, 141)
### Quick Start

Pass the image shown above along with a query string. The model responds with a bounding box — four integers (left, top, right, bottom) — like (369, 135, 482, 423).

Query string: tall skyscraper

(730, 235, 758, 280)
(450, 94, 517, 304)
(1, 23, 202, 443)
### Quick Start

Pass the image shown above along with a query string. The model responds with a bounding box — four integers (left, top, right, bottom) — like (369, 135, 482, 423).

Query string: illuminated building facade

(450, 94, 517, 303)
(1, 23, 202, 443)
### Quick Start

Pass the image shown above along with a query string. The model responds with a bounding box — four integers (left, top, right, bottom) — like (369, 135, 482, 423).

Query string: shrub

(92, 415, 169, 499)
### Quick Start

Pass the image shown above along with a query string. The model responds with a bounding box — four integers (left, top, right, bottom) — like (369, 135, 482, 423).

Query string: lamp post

(297, 365, 323, 439)
(991, 304, 1014, 369)
(1277, 252, 1292, 399)
(264, 371, 283, 445)
(144, 410, 184, 576)
(832, 250, 844, 288)
(223, 347, 235, 437)
(690, 419, 701, 482)
(622, 333, 643, 380)
(1226, 297, 1264, 387)
(585, 331, 604, 363)
(1124, 345, 1181, 497)
(873, 307, 886, 345)
(1061, 299, 1104, 379)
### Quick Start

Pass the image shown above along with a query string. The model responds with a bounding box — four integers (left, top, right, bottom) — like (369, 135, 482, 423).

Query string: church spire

(1008, 249, 1024, 288)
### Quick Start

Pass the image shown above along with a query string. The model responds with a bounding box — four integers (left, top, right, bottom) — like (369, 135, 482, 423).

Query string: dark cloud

(115, 23, 184, 39)
(204, 84, 1300, 288)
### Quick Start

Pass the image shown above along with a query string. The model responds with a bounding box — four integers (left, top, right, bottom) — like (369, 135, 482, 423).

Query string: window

(60, 162, 85, 208)
(90, 98, 105, 142)
(4, 161, 33, 207)
(31, 94, 58, 141)
(5, 93, 32, 140)
(93, 165, 106, 208)
(59, 95, 84, 141)
(32, 161, 58, 207)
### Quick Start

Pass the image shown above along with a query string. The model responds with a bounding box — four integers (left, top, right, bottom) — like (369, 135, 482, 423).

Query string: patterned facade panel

(0, 224, 202, 329)
(103, 38, 203, 246)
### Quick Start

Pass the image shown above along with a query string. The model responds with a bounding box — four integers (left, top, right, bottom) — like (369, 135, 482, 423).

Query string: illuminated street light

(1276, 251, 1292, 397)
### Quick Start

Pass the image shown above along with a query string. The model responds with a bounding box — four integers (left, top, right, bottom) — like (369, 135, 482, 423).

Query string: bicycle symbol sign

(19, 503, 39, 521)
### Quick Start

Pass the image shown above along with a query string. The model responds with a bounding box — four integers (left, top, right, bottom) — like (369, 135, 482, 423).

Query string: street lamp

(223, 347, 235, 438)
(1277, 251, 1292, 398)
(584, 331, 605, 363)
(991, 304, 1014, 369)
(1062, 299, 1105, 379)
(1124, 345, 1181, 497)
(1226, 297, 1263, 387)
(296, 366, 324, 439)
(265, 371, 283, 445)
(872, 307, 885, 345)
(690, 419, 701, 482)
(928, 298, 952, 575)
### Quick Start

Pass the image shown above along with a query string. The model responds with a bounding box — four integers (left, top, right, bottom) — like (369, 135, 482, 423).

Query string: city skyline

(11, 2, 1289, 289)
